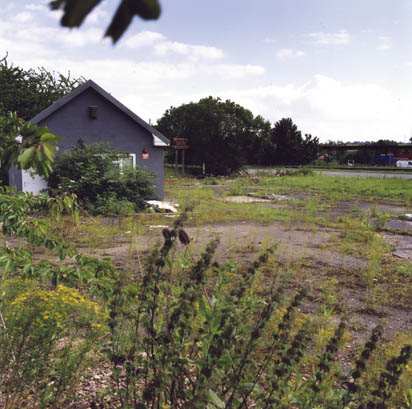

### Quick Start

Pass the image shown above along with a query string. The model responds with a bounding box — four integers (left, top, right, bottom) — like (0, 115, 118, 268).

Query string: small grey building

(9, 79, 169, 198)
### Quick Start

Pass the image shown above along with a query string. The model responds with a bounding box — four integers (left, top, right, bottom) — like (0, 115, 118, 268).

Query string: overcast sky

(2, 0, 412, 142)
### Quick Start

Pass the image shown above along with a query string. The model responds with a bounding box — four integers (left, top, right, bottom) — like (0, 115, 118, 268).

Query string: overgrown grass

(165, 185, 332, 227)
(2, 175, 412, 407)
(230, 174, 412, 204)
(19, 175, 412, 321)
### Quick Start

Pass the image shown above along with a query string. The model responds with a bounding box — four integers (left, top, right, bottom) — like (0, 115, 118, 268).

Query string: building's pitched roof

(30, 79, 170, 146)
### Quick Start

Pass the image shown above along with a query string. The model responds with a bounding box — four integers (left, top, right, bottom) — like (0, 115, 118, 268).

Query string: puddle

(384, 234, 412, 260)
(386, 219, 412, 232)
(224, 196, 272, 203)
(224, 194, 289, 203)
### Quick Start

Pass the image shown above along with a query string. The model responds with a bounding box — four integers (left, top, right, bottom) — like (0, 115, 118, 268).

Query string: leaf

(18, 147, 36, 169)
(40, 132, 63, 143)
(199, 296, 209, 319)
(211, 312, 222, 334)
(52, 0, 103, 28)
(183, 389, 193, 400)
(176, 253, 190, 269)
(208, 389, 224, 409)
(42, 141, 58, 162)
(237, 383, 261, 394)
(217, 350, 233, 368)
(105, 0, 161, 43)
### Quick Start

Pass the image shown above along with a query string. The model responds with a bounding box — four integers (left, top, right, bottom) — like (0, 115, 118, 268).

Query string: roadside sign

(172, 138, 189, 150)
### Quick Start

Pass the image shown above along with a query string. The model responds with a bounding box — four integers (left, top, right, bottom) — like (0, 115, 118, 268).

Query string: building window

(112, 153, 136, 171)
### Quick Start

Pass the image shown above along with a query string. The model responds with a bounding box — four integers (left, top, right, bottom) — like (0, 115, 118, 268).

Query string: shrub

(48, 140, 156, 215)
(0, 279, 106, 408)
(90, 194, 136, 217)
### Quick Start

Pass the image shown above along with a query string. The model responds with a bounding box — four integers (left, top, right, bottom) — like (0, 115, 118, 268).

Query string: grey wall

(36, 88, 165, 198)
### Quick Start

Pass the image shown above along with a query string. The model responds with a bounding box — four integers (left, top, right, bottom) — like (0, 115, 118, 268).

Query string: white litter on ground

(224, 194, 288, 203)
(145, 200, 179, 213)
(265, 194, 288, 201)
(149, 225, 169, 230)
(224, 196, 271, 203)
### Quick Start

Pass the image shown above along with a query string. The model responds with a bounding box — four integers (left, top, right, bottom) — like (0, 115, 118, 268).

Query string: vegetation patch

(48, 140, 157, 216)
(1, 171, 412, 408)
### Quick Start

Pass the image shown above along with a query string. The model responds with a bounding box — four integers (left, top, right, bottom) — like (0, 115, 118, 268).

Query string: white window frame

(112, 153, 136, 170)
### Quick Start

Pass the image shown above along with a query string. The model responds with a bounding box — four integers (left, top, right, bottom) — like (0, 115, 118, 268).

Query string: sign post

(171, 138, 189, 176)
(175, 150, 178, 176)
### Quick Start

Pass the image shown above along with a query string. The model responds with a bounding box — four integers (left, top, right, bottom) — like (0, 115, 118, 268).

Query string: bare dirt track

(96, 213, 412, 344)
(81, 211, 412, 407)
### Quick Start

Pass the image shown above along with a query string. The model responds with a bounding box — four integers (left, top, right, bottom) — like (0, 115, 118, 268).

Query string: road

(316, 170, 412, 179)
(248, 169, 412, 180)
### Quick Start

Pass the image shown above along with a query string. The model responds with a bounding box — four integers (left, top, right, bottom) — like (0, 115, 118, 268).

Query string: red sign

(172, 138, 189, 150)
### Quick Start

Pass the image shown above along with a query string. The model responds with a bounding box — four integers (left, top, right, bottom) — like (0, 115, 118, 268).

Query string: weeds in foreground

(0, 280, 106, 409)
(102, 210, 412, 409)
(1, 190, 411, 408)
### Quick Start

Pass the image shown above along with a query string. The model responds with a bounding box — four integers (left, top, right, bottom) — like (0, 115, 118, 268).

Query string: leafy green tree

(0, 113, 61, 185)
(373, 139, 399, 146)
(302, 133, 320, 164)
(50, 0, 161, 43)
(0, 54, 84, 121)
(156, 97, 272, 174)
(271, 118, 319, 165)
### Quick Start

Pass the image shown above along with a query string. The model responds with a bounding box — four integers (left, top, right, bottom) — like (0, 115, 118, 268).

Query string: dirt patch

(96, 219, 411, 331)
(319, 199, 411, 221)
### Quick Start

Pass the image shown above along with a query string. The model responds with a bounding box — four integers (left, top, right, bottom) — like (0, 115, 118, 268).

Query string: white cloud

(217, 75, 410, 141)
(308, 30, 350, 45)
(24, 3, 47, 11)
(276, 48, 305, 60)
(205, 64, 264, 79)
(2, 4, 408, 142)
(1, 18, 107, 51)
(13, 11, 33, 23)
(124, 31, 166, 48)
(124, 30, 224, 60)
(46, 59, 197, 88)
(60, 27, 105, 47)
(304, 75, 394, 121)
(84, 6, 109, 25)
(377, 36, 392, 50)
(154, 41, 224, 59)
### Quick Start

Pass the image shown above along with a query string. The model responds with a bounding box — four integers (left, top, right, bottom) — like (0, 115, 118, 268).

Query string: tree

(0, 113, 61, 185)
(302, 133, 320, 164)
(50, 0, 161, 43)
(271, 118, 319, 165)
(156, 97, 272, 174)
(0, 55, 80, 185)
(0, 54, 84, 121)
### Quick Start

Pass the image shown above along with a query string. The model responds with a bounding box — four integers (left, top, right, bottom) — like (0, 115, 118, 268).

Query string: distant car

(396, 160, 412, 168)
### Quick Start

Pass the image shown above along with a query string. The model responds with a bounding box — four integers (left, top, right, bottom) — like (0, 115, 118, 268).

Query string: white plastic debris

(149, 225, 169, 230)
(145, 200, 179, 213)
(266, 194, 287, 201)
(224, 196, 271, 203)
(403, 214, 412, 221)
